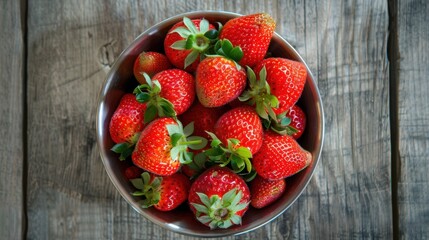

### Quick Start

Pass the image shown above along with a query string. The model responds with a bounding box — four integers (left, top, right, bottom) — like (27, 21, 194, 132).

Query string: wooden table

(1, 0, 428, 239)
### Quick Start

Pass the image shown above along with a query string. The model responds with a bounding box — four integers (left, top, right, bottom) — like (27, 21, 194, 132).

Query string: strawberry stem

(179, 139, 202, 146)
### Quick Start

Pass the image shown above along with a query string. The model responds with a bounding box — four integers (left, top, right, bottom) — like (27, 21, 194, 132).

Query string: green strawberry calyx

(206, 39, 244, 70)
(239, 66, 279, 121)
(170, 17, 220, 69)
(191, 188, 249, 229)
(262, 110, 299, 136)
(130, 172, 162, 208)
(110, 133, 141, 161)
(166, 121, 208, 164)
(133, 73, 176, 124)
(204, 132, 256, 182)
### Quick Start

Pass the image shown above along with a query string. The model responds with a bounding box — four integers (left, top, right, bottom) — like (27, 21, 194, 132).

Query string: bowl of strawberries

(96, 11, 324, 237)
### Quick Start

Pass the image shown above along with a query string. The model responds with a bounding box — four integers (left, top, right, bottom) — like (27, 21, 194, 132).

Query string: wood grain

(395, 0, 429, 239)
(25, 0, 393, 239)
(0, 0, 26, 239)
(281, 1, 392, 238)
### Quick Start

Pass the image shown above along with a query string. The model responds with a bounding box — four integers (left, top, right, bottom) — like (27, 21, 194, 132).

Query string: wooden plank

(0, 0, 26, 239)
(273, 0, 393, 239)
(26, 0, 393, 239)
(395, 0, 429, 238)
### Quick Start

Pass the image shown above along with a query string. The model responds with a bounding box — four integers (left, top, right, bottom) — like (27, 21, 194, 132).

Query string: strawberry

(133, 51, 172, 83)
(188, 166, 250, 229)
(220, 13, 276, 67)
(132, 117, 207, 176)
(253, 131, 312, 180)
(179, 101, 227, 138)
(214, 106, 263, 155)
(131, 172, 190, 211)
(109, 94, 147, 160)
(109, 94, 146, 144)
(251, 58, 307, 115)
(250, 176, 286, 209)
(196, 56, 246, 107)
(124, 165, 144, 180)
(164, 17, 217, 72)
(286, 105, 306, 139)
(258, 105, 306, 138)
(133, 69, 195, 123)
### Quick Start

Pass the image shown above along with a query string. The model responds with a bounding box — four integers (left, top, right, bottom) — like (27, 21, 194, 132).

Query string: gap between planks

(388, 0, 400, 239)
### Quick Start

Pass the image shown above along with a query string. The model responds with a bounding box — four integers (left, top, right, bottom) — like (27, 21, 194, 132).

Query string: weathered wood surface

(395, 0, 429, 238)
(0, 0, 425, 239)
(0, 0, 26, 239)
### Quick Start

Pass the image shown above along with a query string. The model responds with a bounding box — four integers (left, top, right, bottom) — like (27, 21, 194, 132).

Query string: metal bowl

(96, 11, 324, 237)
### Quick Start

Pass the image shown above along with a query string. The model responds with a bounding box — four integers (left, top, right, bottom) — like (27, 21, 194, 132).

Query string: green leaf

(184, 50, 199, 69)
(230, 215, 242, 225)
(194, 152, 207, 168)
(111, 142, 133, 161)
(230, 154, 245, 172)
(141, 172, 151, 185)
(170, 133, 183, 146)
(204, 29, 218, 39)
(170, 146, 180, 161)
(256, 102, 269, 120)
(151, 80, 162, 93)
(144, 104, 158, 124)
(183, 151, 194, 164)
(221, 39, 233, 55)
(183, 17, 198, 33)
(229, 138, 240, 146)
(187, 136, 208, 150)
(267, 106, 277, 121)
(229, 46, 243, 62)
(246, 66, 257, 86)
(192, 203, 209, 214)
(166, 124, 180, 136)
(159, 99, 176, 118)
(111, 142, 129, 153)
(170, 27, 192, 38)
(199, 18, 209, 33)
(259, 66, 267, 82)
(183, 122, 194, 137)
(185, 34, 196, 50)
(130, 178, 144, 190)
(136, 92, 150, 103)
(210, 139, 222, 147)
(235, 147, 252, 159)
(206, 131, 219, 140)
(170, 39, 187, 50)
(281, 117, 292, 126)
(222, 188, 237, 204)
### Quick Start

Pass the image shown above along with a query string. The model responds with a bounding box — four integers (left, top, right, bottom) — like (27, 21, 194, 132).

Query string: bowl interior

(96, 11, 324, 237)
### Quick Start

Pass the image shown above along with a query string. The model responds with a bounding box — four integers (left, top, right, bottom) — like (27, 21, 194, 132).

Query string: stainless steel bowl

(96, 11, 324, 237)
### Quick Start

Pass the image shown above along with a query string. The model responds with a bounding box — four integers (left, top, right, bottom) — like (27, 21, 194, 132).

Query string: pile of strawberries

(109, 13, 311, 230)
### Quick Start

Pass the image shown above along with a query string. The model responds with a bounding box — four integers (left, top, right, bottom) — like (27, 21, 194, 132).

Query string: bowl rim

(96, 10, 324, 237)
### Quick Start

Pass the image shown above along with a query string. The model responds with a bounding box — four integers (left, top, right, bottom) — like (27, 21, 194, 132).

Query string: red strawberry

(253, 131, 312, 180)
(286, 105, 306, 139)
(133, 69, 195, 123)
(132, 117, 206, 176)
(124, 165, 144, 180)
(250, 176, 286, 209)
(179, 101, 227, 138)
(109, 93, 147, 144)
(220, 13, 276, 67)
(253, 58, 307, 115)
(132, 118, 179, 175)
(164, 17, 217, 72)
(214, 106, 263, 155)
(188, 166, 250, 229)
(133, 51, 172, 83)
(131, 172, 190, 211)
(196, 56, 246, 107)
